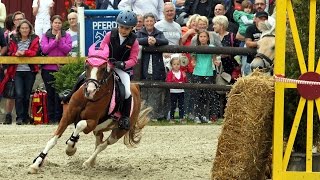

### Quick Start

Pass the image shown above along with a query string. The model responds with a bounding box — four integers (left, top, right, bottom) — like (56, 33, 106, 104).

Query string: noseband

(84, 71, 113, 93)
(255, 52, 274, 69)
(254, 34, 275, 71)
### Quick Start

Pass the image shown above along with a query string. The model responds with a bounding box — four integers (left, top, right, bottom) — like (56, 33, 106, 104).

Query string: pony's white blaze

(86, 67, 99, 99)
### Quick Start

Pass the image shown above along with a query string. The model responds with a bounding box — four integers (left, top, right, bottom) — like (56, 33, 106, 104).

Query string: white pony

(250, 20, 276, 73)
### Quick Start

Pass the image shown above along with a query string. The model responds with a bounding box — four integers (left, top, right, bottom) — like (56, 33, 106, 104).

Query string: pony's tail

(124, 101, 152, 148)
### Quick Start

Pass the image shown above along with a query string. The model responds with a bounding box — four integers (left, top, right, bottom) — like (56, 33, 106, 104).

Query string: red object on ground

(31, 90, 49, 124)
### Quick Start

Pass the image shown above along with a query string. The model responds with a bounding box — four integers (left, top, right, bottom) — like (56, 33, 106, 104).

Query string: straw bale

(212, 71, 275, 180)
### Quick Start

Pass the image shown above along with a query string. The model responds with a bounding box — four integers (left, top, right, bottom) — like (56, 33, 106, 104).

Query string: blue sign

(84, 10, 120, 55)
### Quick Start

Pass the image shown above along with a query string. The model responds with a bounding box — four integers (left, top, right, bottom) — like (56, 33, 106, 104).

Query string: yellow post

(272, 0, 287, 179)
(273, 0, 320, 179)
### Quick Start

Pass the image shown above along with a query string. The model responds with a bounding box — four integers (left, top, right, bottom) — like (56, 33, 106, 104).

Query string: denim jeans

(41, 69, 62, 123)
(14, 71, 36, 121)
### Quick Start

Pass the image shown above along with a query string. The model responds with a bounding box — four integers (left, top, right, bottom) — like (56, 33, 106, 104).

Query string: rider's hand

(113, 61, 125, 70)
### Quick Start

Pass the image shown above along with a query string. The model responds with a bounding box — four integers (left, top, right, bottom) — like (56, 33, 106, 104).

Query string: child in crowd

(192, 31, 219, 124)
(166, 54, 188, 124)
(233, 0, 254, 44)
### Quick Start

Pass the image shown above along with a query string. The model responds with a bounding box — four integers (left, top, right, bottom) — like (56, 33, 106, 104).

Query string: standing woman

(212, 15, 240, 81)
(41, 15, 72, 124)
(7, 20, 40, 125)
(2, 12, 25, 125)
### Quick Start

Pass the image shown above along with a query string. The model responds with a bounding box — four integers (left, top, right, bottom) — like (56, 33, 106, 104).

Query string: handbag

(215, 65, 231, 95)
(3, 79, 15, 99)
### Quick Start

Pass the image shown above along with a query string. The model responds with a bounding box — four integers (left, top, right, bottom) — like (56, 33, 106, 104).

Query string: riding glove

(113, 61, 125, 70)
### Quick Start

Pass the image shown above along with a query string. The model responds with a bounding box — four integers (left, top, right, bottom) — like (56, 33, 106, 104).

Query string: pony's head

(84, 44, 112, 100)
(250, 21, 275, 73)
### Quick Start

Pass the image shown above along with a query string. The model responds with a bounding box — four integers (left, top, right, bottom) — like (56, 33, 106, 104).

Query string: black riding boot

(118, 96, 132, 130)
(60, 72, 86, 103)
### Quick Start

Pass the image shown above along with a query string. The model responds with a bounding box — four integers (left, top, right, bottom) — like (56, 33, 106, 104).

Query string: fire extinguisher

(32, 90, 43, 125)
(31, 89, 49, 124)
(40, 90, 48, 124)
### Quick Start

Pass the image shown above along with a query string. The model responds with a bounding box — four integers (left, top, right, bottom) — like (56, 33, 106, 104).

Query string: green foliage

(283, 1, 320, 153)
(62, 20, 70, 31)
(52, 57, 85, 94)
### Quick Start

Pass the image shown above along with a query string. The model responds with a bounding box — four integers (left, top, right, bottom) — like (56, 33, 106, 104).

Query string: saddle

(99, 73, 125, 123)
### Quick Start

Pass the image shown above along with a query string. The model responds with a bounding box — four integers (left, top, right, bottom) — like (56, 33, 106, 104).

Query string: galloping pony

(250, 21, 276, 73)
(29, 44, 152, 173)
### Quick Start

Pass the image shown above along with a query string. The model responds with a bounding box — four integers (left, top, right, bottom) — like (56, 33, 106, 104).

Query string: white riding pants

(34, 18, 51, 39)
(114, 68, 131, 99)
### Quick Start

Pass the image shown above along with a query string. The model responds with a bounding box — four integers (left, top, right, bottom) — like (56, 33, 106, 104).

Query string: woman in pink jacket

(40, 15, 72, 124)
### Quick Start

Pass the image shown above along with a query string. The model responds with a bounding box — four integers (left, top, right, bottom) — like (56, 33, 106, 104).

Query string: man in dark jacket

(184, 0, 223, 18)
(96, 0, 121, 10)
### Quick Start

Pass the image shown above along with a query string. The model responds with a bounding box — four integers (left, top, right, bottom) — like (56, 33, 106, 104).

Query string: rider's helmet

(116, 10, 137, 27)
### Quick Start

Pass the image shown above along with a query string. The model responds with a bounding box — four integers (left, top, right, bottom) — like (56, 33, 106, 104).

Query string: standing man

(32, 0, 55, 39)
(155, 2, 181, 46)
(254, 0, 275, 26)
(207, 3, 238, 34)
(118, 0, 164, 21)
(66, 12, 78, 57)
(96, 0, 121, 10)
(154, 2, 182, 120)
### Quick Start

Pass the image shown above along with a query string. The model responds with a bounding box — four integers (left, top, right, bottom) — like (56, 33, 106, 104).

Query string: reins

(84, 71, 114, 102)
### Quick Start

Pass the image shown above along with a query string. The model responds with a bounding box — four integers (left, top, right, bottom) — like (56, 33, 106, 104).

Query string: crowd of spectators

(0, 0, 276, 125)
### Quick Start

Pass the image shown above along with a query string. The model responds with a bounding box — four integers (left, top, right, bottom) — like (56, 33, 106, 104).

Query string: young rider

(99, 10, 139, 130)
(62, 10, 139, 130)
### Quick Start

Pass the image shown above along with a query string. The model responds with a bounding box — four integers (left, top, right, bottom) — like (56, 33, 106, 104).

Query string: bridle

(253, 34, 275, 72)
(83, 57, 114, 101)
(84, 71, 113, 91)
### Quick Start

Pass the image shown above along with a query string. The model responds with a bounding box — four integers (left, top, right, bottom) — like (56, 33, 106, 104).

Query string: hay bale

(212, 72, 274, 180)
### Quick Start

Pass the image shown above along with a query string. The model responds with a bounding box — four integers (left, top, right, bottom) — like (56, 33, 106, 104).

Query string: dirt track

(0, 124, 221, 180)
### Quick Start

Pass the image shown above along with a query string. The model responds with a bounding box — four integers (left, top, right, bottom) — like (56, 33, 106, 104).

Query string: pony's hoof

(65, 147, 77, 156)
(82, 160, 95, 168)
(28, 164, 39, 174)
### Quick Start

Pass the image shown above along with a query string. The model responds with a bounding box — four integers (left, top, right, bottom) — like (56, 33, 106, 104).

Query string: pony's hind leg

(65, 120, 88, 156)
(83, 129, 126, 168)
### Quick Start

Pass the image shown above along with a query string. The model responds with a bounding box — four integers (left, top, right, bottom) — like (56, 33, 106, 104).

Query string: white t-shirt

(155, 20, 181, 45)
(67, 29, 78, 56)
(32, 0, 53, 20)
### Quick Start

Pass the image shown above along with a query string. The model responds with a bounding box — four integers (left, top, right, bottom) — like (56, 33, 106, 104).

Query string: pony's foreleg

(65, 120, 87, 156)
(82, 130, 124, 168)
(28, 135, 59, 174)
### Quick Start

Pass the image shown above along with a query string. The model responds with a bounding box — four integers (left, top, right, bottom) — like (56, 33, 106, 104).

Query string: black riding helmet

(116, 10, 137, 27)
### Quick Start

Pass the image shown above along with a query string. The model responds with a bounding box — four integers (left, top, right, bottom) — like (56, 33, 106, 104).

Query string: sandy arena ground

(0, 124, 221, 180)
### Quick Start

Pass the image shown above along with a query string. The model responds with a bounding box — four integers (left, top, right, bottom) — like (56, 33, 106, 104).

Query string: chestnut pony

(29, 44, 151, 173)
